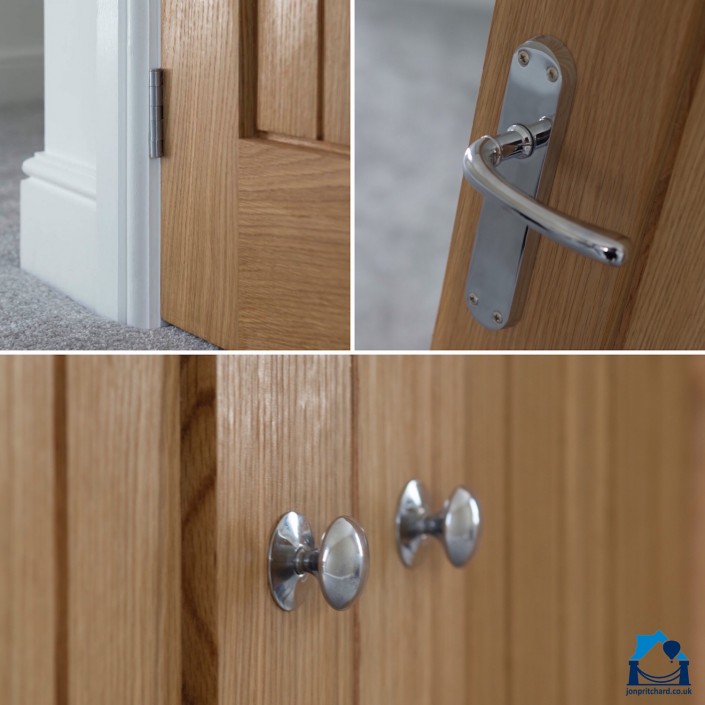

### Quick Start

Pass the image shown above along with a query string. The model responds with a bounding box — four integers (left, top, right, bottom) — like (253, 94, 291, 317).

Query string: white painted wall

(0, 0, 44, 104)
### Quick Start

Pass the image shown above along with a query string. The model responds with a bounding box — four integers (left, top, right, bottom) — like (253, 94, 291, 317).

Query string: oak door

(3, 356, 703, 705)
(434, 0, 705, 349)
(161, 0, 350, 350)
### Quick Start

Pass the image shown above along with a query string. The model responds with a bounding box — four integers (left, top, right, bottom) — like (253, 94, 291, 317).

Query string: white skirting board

(20, 156, 114, 317)
(19, 0, 161, 329)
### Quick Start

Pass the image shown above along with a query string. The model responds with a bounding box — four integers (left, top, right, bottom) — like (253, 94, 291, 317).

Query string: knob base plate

(268, 511, 315, 612)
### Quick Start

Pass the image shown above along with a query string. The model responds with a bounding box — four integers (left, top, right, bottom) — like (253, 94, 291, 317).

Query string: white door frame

(20, 0, 161, 329)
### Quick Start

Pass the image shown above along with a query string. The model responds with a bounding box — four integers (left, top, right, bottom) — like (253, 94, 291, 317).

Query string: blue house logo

(628, 630, 691, 688)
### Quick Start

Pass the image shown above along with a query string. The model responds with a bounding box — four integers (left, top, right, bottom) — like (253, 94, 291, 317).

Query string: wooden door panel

(356, 357, 695, 705)
(65, 357, 181, 705)
(507, 357, 693, 705)
(0, 358, 59, 705)
(257, 0, 319, 139)
(433, 0, 705, 349)
(611, 359, 692, 700)
(625, 63, 705, 347)
(162, 0, 350, 349)
(509, 358, 565, 702)
(323, 0, 351, 145)
(562, 358, 611, 700)
(238, 139, 349, 349)
(2, 357, 181, 705)
(356, 357, 508, 705)
(161, 0, 239, 349)
(216, 356, 354, 705)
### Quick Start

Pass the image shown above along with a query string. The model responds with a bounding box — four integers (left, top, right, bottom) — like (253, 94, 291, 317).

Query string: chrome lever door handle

(462, 36, 632, 330)
(463, 119, 630, 267)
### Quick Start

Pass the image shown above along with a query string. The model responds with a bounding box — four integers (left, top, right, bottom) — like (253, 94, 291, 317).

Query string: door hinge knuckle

(149, 69, 164, 159)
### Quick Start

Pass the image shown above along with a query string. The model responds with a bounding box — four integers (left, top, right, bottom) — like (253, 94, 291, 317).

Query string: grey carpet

(355, 0, 492, 349)
(0, 101, 216, 350)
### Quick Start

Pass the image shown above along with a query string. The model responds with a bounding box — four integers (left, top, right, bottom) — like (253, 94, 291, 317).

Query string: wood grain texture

(511, 357, 694, 704)
(65, 357, 180, 705)
(0, 358, 59, 705)
(257, 0, 319, 139)
(161, 0, 240, 348)
(0, 361, 10, 701)
(563, 357, 611, 702)
(162, 1, 350, 349)
(355, 357, 508, 705)
(181, 358, 218, 705)
(433, 0, 705, 350)
(690, 359, 705, 683)
(238, 138, 350, 349)
(624, 59, 705, 348)
(217, 356, 354, 705)
(508, 358, 565, 703)
(239, 0, 259, 137)
(463, 358, 509, 705)
(611, 358, 692, 703)
(322, 0, 350, 145)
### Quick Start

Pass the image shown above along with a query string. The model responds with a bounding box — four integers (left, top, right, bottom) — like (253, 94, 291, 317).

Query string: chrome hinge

(149, 69, 164, 159)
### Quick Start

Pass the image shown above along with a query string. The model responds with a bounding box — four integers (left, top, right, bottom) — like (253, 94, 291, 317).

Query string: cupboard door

(161, 0, 350, 350)
(1, 356, 700, 705)
(355, 356, 695, 705)
(355, 357, 508, 705)
(433, 0, 705, 349)
(215, 357, 355, 704)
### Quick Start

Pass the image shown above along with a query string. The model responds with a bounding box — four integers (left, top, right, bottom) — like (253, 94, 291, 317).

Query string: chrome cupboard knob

(268, 511, 370, 612)
(395, 479, 481, 568)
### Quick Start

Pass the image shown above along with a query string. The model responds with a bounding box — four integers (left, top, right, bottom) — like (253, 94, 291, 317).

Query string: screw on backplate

(492, 311, 504, 325)
(518, 50, 530, 66)
(468, 292, 479, 306)
(546, 65, 558, 82)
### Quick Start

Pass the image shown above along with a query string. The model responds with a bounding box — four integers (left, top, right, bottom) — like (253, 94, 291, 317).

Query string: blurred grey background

(355, 0, 494, 349)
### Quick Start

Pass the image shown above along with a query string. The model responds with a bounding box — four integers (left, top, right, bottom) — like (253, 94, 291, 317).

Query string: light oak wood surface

(624, 60, 705, 348)
(509, 358, 565, 702)
(161, 0, 239, 348)
(1, 356, 700, 705)
(563, 357, 611, 701)
(433, 0, 705, 349)
(65, 357, 181, 705)
(323, 0, 350, 145)
(690, 360, 705, 682)
(511, 357, 692, 705)
(238, 138, 350, 349)
(611, 358, 692, 704)
(355, 356, 508, 705)
(0, 358, 59, 705)
(0, 362, 10, 700)
(216, 356, 354, 705)
(162, 0, 350, 349)
(257, 0, 319, 139)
